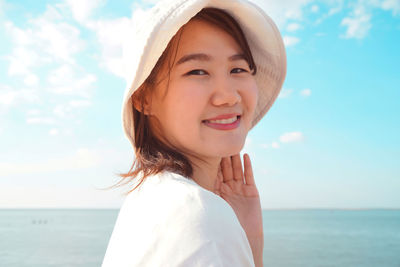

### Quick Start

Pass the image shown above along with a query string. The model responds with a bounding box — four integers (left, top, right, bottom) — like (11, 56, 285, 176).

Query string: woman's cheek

(243, 82, 258, 108)
(180, 83, 209, 104)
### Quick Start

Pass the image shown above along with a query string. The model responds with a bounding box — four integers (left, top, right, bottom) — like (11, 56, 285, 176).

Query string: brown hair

(111, 8, 257, 194)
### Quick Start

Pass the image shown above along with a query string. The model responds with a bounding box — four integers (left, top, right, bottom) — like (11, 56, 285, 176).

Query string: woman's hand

(214, 153, 264, 266)
(214, 153, 263, 238)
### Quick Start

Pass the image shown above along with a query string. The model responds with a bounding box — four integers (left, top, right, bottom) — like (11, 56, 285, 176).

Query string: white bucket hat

(122, 0, 286, 149)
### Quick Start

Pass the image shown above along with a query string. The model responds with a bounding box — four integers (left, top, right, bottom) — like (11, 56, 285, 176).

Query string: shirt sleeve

(102, 175, 255, 267)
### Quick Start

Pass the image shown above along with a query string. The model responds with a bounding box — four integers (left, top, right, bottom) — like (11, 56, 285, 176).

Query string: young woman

(102, 0, 286, 266)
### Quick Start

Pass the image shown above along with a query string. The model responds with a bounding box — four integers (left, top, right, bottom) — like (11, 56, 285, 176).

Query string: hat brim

(122, 0, 286, 149)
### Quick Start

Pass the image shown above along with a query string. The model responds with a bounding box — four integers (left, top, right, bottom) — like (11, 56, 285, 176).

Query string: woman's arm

(214, 153, 264, 267)
(247, 234, 264, 267)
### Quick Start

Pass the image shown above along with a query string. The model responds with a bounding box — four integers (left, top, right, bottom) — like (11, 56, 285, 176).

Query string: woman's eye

(231, 68, 248, 74)
(186, 69, 208, 76)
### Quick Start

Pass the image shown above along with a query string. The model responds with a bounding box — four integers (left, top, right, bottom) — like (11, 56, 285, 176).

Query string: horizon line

(1, 207, 399, 211)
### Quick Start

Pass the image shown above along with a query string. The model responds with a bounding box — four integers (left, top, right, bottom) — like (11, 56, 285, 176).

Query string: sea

(0, 209, 399, 267)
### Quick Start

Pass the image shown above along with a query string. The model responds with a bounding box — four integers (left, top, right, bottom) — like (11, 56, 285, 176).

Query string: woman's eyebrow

(176, 53, 246, 65)
(176, 53, 211, 65)
(228, 53, 246, 62)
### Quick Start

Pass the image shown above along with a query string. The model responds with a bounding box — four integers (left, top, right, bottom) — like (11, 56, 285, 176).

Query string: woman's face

(148, 19, 258, 160)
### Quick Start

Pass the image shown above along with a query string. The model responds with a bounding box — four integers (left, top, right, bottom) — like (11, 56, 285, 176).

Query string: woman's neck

(188, 156, 221, 194)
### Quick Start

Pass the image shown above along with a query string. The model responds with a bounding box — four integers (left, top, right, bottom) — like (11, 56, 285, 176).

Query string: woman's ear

(132, 91, 152, 115)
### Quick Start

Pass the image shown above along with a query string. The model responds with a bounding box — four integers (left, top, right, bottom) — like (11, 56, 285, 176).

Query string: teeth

(208, 116, 238, 124)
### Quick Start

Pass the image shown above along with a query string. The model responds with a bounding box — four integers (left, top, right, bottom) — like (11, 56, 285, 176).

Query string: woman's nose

(210, 75, 241, 107)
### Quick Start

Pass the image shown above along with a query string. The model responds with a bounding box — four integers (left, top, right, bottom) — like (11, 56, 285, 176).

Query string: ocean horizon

(1, 208, 399, 266)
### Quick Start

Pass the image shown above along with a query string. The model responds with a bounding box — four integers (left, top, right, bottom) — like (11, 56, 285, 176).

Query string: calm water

(0, 209, 399, 267)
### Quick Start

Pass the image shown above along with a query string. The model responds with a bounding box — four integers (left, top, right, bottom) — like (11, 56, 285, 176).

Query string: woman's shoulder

(121, 170, 250, 248)
(121, 170, 234, 224)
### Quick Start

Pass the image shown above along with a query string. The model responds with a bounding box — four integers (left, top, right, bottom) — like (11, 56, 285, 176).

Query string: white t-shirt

(102, 171, 255, 267)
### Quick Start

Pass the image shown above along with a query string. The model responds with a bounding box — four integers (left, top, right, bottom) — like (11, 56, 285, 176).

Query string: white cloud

(251, 0, 400, 35)
(5, 6, 85, 72)
(311, 4, 319, 13)
(0, 86, 18, 107)
(6, 45, 39, 77)
(261, 131, 305, 149)
(85, 17, 131, 78)
(283, 35, 300, 46)
(49, 128, 59, 135)
(271, 142, 280, 149)
(53, 105, 70, 118)
(279, 131, 305, 143)
(341, 4, 371, 39)
(53, 104, 67, 118)
(369, 0, 400, 15)
(3, 3, 94, 118)
(278, 88, 293, 98)
(0, 186, 123, 208)
(250, 0, 314, 27)
(286, 23, 302, 32)
(260, 143, 269, 149)
(24, 73, 39, 86)
(26, 117, 55, 125)
(261, 142, 280, 149)
(338, 0, 400, 39)
(27, 109, 41, 116)
(328, 2, 344, 16)
(69, 99, 92, 107)
(57, 146, 111, 171)
(64, 0, 105, 23)
(0, 85, 40, 112)
(63, 1, 150, 79)
(314, 1, 344, 25)
(37, 22, 83, 62)
(300, 88, 312, 96)
(54, 104, 74, 118)
(140, 0, 161, 4)
(47, 64, 96, 97)
(381, 0, 400, 15)
(0, 148, 101, 176)
(0, 0, 4, 16)
(53, 99, 92, 119)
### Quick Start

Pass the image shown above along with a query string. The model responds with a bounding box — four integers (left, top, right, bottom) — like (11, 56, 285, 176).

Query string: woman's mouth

(202, 115, 241, 130)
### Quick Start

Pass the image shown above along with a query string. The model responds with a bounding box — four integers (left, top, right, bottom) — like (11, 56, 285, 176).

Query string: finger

(214, 170, 222, 196)
(231, 154, 244, 182)
(243, 153, 255, 185)
(220, 157, 233, 183)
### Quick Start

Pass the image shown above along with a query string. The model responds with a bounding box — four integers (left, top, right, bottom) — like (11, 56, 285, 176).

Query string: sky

(0, 0, 399, 209)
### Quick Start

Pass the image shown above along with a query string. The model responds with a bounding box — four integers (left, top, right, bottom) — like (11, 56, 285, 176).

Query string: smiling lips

(202, 113, 241, 130)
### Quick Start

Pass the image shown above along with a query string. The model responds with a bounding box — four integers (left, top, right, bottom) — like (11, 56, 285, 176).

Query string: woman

(102, 0, 286, 266)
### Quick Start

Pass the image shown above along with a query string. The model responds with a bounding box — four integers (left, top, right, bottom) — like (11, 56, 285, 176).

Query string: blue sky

(0, 0, 399, 209)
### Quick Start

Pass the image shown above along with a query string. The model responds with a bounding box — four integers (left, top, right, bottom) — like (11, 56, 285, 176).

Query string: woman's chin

(215, 142, 245, 157)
